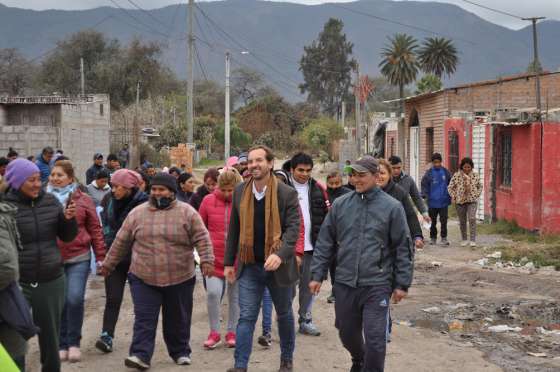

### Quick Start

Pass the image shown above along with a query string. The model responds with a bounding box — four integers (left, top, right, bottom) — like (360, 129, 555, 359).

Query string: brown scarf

(238, 175, 282, 264)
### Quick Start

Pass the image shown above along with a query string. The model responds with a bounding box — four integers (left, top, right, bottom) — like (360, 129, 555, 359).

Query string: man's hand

(200, 262, 214, 277)
(422, 214, 431, 224)
(415, 238, 424, 250)
(309, 280, 322, 295)
(64, 200, 77, 220)
(224, 266, 236, 284)
(264, 254, 282, 272)
(391, 289, 407, 304)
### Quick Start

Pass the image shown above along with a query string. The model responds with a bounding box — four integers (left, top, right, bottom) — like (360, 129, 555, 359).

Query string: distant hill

(0, 0, 558, 100)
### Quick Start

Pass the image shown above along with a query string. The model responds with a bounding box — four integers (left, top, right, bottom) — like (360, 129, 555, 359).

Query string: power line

(107, 0, 170, 38)
(126, 0, 173, 34)
(193, 43, 209, 82)
(460, 0, 523, 20)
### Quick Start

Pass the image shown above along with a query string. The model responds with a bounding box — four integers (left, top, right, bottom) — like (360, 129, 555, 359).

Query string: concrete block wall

(60, 95, 110, 183)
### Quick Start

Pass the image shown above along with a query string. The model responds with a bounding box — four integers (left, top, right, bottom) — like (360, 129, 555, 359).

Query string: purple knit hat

(5, 158, 41, 190)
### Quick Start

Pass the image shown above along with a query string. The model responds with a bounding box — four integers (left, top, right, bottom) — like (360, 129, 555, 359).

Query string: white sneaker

(460, 240, 469, 247)
(125, 355, 150, 370)
(176, 355, 192, 365)
(470, 241, 477, 247)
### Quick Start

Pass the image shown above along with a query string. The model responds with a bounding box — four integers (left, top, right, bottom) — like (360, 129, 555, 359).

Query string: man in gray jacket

(389, 155, 430, 224)
(310, 156, 414, 372)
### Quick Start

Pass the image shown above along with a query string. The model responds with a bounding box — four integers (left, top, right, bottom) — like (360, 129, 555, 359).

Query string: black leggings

(102, 262, 130, 337)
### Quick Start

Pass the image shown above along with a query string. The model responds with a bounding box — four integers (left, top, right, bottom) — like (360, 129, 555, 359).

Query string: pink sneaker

(225, 332, 236, 348)
(203, 331, 222, 349)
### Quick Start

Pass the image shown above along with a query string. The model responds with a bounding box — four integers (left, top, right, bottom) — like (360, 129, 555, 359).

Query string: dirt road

(24, 219, 560, 372)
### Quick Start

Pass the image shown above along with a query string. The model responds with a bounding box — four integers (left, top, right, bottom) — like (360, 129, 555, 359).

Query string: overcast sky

(1, 0, 557, 29)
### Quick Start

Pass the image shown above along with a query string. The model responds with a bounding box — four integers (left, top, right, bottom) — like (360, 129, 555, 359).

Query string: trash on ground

(422, 306, 442, 314)
(487, 325, 522, 333)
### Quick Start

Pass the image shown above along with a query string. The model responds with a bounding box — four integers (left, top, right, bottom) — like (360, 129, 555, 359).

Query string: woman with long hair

(46, 160, 106, 363)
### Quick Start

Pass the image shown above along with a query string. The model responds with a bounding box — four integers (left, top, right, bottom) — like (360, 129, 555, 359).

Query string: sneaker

(429, 238, 437, 245)
(226, 368, 247, 372)
(279, 359, 293, 372)
(440, 238, 450, 246)
(258, 333, 272, 348)
(203, 331, 222, 349)
(95, 332, 113, 353)
(460, 240, 469, 247)
(175, 355, 192, 365)
(350, 360, 364, 372)
(68, 346, 81, 363)
(59, 350, 68, 361)
(125, 355, 150, 370)
(470, 241, 477, 247)
(299, 322, 321, 336)
(327, 292, 335, 303)
(225, 332, 236, 348)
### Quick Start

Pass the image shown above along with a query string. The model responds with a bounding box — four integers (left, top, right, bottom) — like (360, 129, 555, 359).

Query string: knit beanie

(5, 158, 40, 190)
(111, 169, 141, 189)
(150, 172, 177, 193)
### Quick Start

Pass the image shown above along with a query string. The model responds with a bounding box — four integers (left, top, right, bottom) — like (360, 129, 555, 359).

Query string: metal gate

(472, 125, 486, 220)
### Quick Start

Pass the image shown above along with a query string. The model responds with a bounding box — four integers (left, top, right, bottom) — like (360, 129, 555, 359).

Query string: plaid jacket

(103, 200, 214, 287)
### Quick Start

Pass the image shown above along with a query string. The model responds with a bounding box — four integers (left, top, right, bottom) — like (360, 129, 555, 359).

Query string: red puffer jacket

(199, 190, 232, 278)
(58, 188, 106, 263)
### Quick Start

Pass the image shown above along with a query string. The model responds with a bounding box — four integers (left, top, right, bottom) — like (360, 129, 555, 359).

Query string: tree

(231, 67, 271, 106)
(300, 116, 344, 157)
(379, 33, 420, 112)
(527, 60, 543, 74)
(415, 74, 443, 94)
(367, 76, 412, 113)
(0, 48, 36, 95)
(418, 37, 458, 79)
(214, 119, 252, 153)
(299, 18, 357, 116)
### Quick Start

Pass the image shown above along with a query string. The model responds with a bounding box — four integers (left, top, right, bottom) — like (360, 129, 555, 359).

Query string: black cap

(107, 154, 118, 162)
(350, 155, 379, 174)
(96, 169, 110, 179)
(93, 153, 103, 160)
(150, 172, 177, 193)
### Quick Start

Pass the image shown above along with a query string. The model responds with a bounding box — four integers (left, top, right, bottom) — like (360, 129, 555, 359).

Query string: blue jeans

(60, 260, 90, 349)
(261, 288, 273, 335)
(235, 264, 295, 369)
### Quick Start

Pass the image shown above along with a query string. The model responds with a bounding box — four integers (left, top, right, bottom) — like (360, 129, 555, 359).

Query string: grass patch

(477, 219, 560, 244)
(495, 244, 560, 270)
(197, 159, 223, 168)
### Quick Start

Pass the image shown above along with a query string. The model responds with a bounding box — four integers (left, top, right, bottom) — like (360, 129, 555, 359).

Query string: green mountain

(0, 0, 558, 99)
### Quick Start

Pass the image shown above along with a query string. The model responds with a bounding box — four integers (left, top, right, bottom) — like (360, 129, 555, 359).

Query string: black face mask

(151, 196, 174, 210)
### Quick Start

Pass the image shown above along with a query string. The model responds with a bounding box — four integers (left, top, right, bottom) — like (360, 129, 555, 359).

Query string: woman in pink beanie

(95, 169, 149, 354)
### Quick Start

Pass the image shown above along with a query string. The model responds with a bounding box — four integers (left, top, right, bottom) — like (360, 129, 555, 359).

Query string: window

(99, 104, 104, 116)
(500, 132, 512, 187)
(448, 129, 459, 174)
(426, 128, 434, 163)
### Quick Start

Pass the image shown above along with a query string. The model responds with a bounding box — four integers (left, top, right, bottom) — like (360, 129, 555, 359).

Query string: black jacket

(383, 180, 423, 240)
(189, 185, 210, 211)
(312, 187, 413, 290)
(287, 177, 329, 247)
(85, 164, 106, 186)
(327, 186, 351, 205)
(225, 181, 301, 287)
(5, 189, 78, 283)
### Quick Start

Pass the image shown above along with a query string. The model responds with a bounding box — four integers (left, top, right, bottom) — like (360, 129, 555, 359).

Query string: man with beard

(224, 146, 300, 372)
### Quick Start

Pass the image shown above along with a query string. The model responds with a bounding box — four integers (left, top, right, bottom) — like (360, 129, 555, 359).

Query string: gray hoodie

(87, 181, 111, 207)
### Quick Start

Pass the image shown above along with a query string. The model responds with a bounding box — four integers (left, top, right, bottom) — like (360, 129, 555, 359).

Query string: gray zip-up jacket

(394, 172, 427, 215)
(311, 187, 414, 290)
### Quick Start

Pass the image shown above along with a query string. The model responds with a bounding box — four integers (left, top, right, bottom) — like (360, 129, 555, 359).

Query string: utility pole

(354, 64, 361, 157)
(80, 57, 85, 96)
(225, 51, 231, 160)
(522, 16, 546, 115)
(131, 81, 141, 169)
(186, 0, 194, 145)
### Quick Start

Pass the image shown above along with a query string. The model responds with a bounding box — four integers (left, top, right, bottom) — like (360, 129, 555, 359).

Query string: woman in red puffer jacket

(199, 169, 242, 349)
(47, 160, 106, 363)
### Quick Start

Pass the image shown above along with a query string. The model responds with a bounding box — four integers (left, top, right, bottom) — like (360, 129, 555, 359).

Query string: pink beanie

(111, 169, 141, 189)
(226, 156, 239, 168)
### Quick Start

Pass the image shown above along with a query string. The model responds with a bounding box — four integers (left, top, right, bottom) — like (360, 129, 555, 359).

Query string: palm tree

(416, 74, 443, 94)
(418, 37, 459, 79)
(379, 33, 420, 112)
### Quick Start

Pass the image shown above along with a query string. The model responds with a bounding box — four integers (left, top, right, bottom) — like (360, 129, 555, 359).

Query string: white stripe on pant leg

(385, 306, 390, 344)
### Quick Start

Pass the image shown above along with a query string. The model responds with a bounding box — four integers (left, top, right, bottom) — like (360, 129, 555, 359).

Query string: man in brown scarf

(224, 146, 300, 372)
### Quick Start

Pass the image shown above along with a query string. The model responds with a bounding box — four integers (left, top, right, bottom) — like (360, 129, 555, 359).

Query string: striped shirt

(103, 200, 214, 287)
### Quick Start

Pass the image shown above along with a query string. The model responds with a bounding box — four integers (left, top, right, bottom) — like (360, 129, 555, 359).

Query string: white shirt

(252, 182, 267, 201)
(293, 178, 313, 252)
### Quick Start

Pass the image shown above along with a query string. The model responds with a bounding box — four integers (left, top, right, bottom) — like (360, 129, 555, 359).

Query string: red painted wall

(443, 118, 469, 171)
(541, 123, 560, 234)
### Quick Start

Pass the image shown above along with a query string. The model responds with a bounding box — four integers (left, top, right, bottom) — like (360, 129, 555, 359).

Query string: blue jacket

(35, 156, 51, 184)
(421, 167, 452, 209)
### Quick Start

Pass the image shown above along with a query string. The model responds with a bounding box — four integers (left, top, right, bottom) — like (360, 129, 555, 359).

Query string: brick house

(402, 72, 560, 233)
(0, 95, 110, 181)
